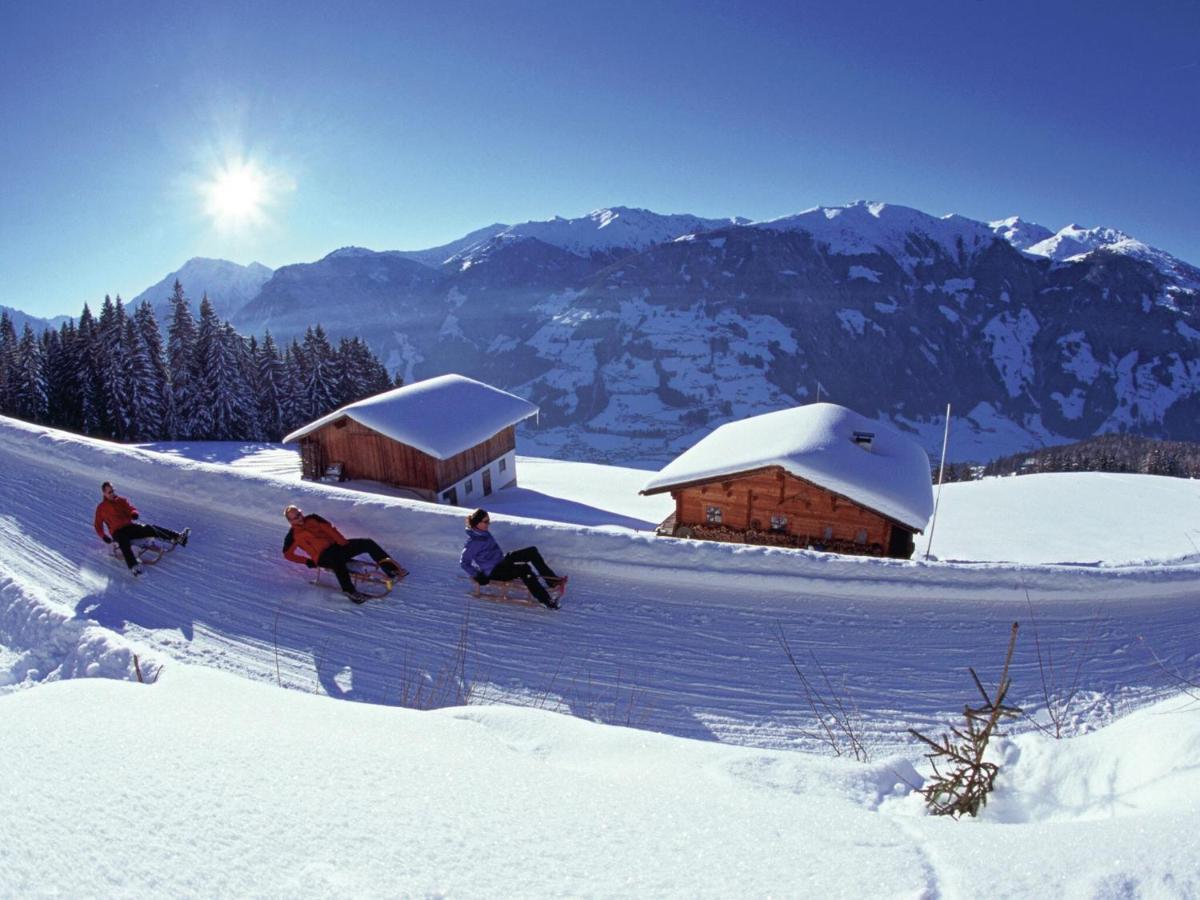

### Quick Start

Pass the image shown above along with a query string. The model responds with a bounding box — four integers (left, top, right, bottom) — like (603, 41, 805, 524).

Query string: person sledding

(93, 481, 190, 576)
(282, 505, 406, 603)
(459, 508, 564, 609)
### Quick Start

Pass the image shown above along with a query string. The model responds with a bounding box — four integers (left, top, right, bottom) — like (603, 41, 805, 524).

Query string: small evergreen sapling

(909, 622, 1021, 818)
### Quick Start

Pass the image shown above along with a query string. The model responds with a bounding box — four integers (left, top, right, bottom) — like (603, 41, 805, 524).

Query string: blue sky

(2, 0, 1197, 317)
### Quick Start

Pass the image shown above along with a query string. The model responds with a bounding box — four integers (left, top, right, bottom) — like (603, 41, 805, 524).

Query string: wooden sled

(110, 537, 176, 566)
(463, 574, 567, 608)
(311, 559, 401, 598)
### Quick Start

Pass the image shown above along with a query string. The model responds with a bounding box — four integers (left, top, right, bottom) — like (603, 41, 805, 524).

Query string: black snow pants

(113, 523, 181, 569)
(488, 547, 558, 602)
(318, 538, 391, 593)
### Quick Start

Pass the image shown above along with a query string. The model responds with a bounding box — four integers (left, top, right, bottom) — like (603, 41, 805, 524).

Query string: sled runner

(311, 559, 400, 599)
(110, 537, 176, 566)
(464, 574, 567, 608)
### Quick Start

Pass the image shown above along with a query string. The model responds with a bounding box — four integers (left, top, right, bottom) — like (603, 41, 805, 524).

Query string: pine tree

(301, 325, 339, 421)
(13, 324, 48, 422)
(75, 304, 103, 435)
(166, 281, 198, 440)
(254, 331, 287, 441)
(45, 322, 82, 431)
(95, 295, 130, 439)
(0, 311, 17, 415)
(133, 301, 168, 439)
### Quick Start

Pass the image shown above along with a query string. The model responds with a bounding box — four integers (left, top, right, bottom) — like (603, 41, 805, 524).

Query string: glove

(131, 513, 139, 520)
(304, 559, 317, 569)
(473, 572, 489, 585)
(102, 536, 112, 544)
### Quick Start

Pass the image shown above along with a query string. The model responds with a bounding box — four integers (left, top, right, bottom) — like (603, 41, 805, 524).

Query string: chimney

(852, 430, 875, 451)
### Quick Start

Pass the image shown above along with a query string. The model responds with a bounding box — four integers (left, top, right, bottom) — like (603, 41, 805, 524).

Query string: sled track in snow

(2, 417, 1198, 751)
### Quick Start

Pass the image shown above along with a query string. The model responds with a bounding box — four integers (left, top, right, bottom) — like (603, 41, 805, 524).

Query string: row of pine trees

(0, 281, 396, 442)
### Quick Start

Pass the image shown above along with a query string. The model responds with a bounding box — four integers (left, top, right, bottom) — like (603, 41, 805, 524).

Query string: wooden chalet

(284, 374, 538, 505)
(641, 403, 934, 559)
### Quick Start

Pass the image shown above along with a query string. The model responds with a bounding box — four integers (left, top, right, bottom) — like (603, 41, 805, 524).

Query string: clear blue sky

(2, 0, 1197, 317)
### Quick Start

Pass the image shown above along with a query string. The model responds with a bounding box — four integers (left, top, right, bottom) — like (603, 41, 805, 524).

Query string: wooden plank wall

(435, 427, 516, 489)
(301, 420, 517, 493)
(304, 418, 440, 490)
(674, 467, 897, 548)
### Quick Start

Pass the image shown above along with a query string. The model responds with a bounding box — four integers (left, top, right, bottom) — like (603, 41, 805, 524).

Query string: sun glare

(200, 158, 277, 231)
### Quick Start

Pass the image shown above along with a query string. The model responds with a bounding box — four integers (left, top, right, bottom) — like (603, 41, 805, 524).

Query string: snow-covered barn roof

(282, 374, 538, 461)
(641, 403, 935, 531)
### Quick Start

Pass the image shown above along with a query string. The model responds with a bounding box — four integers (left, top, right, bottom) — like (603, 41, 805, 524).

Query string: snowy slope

(2, 415, 1200, 895)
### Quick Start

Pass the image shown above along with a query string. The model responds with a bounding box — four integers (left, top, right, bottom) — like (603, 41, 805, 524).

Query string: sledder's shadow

(74, 574, 196, 641)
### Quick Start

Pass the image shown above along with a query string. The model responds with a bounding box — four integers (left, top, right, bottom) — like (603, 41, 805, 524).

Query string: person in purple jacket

(459, 508, 562, 609)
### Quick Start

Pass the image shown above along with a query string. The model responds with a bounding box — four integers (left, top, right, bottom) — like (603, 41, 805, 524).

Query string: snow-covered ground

(3, 416, 1199, 896)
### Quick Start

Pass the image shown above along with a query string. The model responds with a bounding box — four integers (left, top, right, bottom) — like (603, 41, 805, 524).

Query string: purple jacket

(460, 527, 504, 577)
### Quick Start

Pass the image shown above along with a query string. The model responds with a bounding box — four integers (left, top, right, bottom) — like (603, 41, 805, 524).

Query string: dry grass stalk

(909, 621, 1021, 818)
(1024, 589, 1101, 739)
(776, 624, 869, 762)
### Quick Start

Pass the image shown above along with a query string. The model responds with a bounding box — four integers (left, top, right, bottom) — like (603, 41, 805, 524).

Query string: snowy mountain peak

(448, 207, 750, 263)
(989, 216, 1055, 251)
(755, 201, 999, 264)
(326, 246, 380, 260)
(1024, 224, 1135, 262)
(1019, 224, 1200, 292)
(129, 257, 275, 321)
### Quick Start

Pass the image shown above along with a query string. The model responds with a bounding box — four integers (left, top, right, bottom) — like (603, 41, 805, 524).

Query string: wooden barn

(640, 403, 934, 558)
(284, 374, 539, 505)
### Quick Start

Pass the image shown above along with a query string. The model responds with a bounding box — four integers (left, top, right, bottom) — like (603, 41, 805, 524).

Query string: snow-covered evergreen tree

(44, 322, 82, 431)
(166, 281, 199, 440)
(301, 326, 339, 423)
(0, 311, 18, 415)
(132, 301, 168, 439)
(253, 331, 287, 441)
(74, 304, 103, 435)
(12, 325, 48, 422)
(96, 295, 131, 439)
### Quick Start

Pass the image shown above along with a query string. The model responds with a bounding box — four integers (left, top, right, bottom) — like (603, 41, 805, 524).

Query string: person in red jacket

(282, 505, 406, 602)
(93, 481, 190, 576)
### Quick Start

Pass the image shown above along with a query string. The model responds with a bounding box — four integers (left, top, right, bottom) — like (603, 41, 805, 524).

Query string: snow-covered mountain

(0, 304, 70, 334)
(129, 257, 274, 321)
(448, 207, 750, 266)
(988, 216, 1055, 251)
(225, 201, 1200, 464)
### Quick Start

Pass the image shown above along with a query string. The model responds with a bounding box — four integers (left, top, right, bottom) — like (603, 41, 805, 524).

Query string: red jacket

(94, 496, 138, 539)
(283, 514, 348, 565)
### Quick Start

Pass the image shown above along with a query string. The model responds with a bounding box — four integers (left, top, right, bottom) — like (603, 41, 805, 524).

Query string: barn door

(482, 469, 493, 496)
(300, 440, 322, 481)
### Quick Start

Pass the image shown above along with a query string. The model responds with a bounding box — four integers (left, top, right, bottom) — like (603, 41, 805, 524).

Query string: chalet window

(442, 488, 458, 505)
(334, 418, 348, 430)
(855, 528, 868, 544)
(499, 458, 507, 473)
(465, 478, 474, 495)
(770, 514, 788, 532)
(706, 506, 723, 524)
(822, 525, 833, 540)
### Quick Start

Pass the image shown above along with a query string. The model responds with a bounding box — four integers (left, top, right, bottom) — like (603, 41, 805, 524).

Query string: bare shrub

(909, 622, 1021, 818)
(1024, 588, 1101, 739)
(776, 624, 869, 762)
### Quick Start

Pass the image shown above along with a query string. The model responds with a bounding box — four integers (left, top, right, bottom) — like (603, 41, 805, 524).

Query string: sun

(200, 158, 273, 231)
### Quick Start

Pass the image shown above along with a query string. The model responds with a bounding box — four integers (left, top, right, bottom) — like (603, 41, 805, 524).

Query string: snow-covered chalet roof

(283, 374, 538, 460)
(642, 403, 934, 531)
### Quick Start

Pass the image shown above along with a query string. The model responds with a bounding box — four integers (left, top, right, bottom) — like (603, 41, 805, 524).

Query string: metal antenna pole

(924, 402, 951, 561)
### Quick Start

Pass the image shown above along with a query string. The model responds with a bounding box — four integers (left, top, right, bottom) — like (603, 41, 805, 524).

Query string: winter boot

(130, 564, 145, 577)
(379, 557, 404, 579)
(346, 590, 370, 605)
(174, 527, 190, 548)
